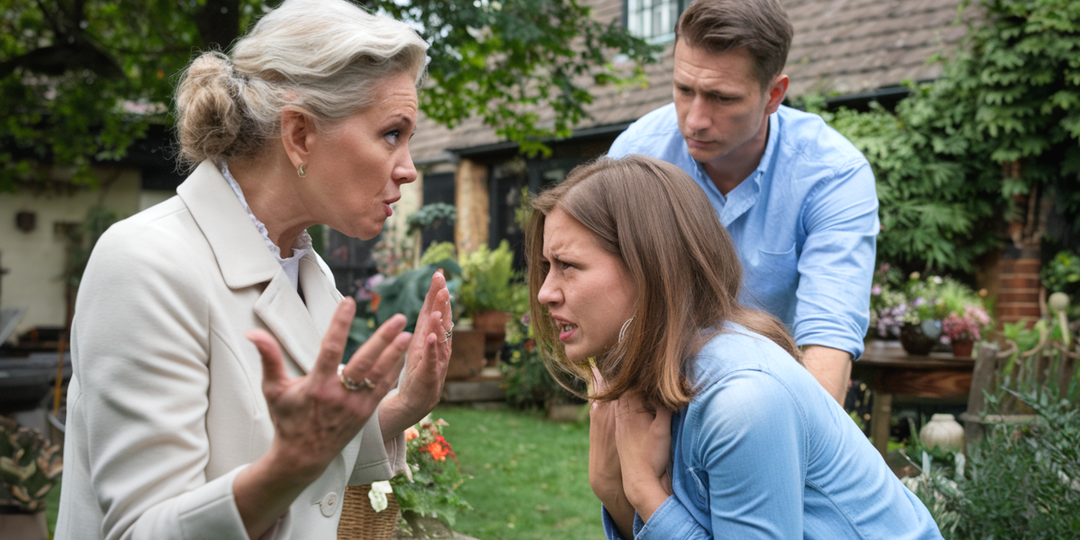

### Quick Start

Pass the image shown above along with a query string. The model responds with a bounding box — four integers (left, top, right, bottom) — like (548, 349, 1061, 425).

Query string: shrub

(906, 393, 1080, 539)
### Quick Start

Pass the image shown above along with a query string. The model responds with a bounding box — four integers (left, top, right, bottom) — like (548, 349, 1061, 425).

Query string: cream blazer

(56, 161, 403, 540)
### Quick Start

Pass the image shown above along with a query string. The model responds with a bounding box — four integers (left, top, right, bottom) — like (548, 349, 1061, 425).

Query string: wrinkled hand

(615, 392, 673, 522)
(382, 269, 453, 438)
(245, 297, 410, 483)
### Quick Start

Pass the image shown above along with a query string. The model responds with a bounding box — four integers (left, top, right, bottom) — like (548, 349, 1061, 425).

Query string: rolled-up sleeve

(793, 159, 878, 359)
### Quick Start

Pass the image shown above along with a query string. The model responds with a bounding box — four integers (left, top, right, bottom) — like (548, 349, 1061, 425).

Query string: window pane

(627, 0, 679, 39)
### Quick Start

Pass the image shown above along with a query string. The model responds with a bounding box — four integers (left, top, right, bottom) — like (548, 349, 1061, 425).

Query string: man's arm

(792, 157, 878, 380)
(801, 345, 852, 404)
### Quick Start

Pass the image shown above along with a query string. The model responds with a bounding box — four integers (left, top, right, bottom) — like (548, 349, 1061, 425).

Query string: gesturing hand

(381, 269, 454, 438)
(245, 297, 411, 483)
(614, 392, 673, 522)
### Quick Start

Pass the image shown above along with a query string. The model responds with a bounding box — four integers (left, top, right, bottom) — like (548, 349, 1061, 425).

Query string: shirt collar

(754, 111, 780, 186)
(706, 111, 779, 226)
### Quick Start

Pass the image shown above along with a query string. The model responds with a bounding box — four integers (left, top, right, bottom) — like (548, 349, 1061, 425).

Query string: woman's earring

(297, 163, 307, 177)
(618, 317, 634, 343)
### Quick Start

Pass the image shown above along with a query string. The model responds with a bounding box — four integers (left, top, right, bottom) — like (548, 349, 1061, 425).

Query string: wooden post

(962, 343, 1000, 445)
(455, 158, 489, 256)
(870, 392, 892, 459)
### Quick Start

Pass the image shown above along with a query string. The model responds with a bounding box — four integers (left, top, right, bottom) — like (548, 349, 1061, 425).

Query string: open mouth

(558, 323, 578, 341)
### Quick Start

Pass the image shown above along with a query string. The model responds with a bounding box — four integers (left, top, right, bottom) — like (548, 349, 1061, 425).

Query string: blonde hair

(526, 155, 800, 411)
(175, 0, 428, 166)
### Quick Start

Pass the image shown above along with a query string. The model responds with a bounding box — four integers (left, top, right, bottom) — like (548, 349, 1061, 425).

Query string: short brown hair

(675, 0, 793, 89)
(525, 156, 799, 411)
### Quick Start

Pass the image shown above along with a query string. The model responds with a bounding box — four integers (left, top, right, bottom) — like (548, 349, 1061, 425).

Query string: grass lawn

(433, 404, 602, 540)
(46, 477, 60, 538)
(44, 405, 601, 540)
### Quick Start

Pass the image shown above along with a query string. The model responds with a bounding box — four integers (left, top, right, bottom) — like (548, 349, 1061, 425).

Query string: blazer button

(319, 492, 339, 517)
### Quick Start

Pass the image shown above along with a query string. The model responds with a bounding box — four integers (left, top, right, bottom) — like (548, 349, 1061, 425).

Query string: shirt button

(319, 492, 339, 517)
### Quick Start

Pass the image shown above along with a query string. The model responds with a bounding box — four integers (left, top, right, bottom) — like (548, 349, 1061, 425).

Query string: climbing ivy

(810, 0, 1080, 272)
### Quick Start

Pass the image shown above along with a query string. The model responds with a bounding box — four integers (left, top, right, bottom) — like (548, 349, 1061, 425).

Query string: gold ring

(338, 364, 368, 392)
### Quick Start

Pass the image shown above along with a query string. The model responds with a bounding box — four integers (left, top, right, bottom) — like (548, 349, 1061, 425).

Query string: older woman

(55, 1, 451, 539)
(526, 155, 943, 540)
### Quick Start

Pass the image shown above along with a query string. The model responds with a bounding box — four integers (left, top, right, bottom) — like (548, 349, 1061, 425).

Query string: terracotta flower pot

(951, 339, 974, 358)
(471, 310, 511, 334)
(445, 328, 486, 380)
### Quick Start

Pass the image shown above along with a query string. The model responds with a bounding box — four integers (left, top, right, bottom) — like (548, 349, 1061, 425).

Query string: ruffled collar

(220, 162, 312, 292)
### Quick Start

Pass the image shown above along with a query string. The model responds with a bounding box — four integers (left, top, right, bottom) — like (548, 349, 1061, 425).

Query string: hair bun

(175, 51, 247, 165)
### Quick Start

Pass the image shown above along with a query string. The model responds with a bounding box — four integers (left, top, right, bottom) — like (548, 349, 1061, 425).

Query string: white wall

(0, 167, 143, 338)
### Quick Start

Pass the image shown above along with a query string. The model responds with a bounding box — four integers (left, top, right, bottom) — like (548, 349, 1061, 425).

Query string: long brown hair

(526, 155, 799, 411)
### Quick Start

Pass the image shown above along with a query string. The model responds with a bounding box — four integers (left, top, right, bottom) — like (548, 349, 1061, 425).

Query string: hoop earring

(297, 163, 307, 178)
(618, 317, 634, 343)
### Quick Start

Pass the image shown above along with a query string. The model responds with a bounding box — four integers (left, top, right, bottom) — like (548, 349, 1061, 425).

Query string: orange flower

(405, 427, 419, 441)
(425, 441, 451, 461)
(370, 293, 381, 311)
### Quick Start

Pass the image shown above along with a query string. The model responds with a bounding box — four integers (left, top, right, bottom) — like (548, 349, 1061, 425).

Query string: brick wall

(996, 257, 1042, 325)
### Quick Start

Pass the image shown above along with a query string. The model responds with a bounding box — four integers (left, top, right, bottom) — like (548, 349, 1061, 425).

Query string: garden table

(853, 341, 975, 458)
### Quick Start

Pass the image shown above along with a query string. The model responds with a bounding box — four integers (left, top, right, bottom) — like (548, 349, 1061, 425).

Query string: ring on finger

(338, 364, 371, 392)
(440, 329, 453, 344)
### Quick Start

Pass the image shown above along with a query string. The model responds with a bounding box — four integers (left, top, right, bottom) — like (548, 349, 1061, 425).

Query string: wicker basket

(337, 484, 400, 540)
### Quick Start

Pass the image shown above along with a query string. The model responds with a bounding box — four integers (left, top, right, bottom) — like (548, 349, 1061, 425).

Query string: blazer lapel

(299, 254, 343, 337)
(177, 160, 321, 374)
(253, 272, 320, 374)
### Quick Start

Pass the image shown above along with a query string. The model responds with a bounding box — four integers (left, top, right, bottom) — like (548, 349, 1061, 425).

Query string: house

(400, 0, 971, 273)
(0, 126, 182, 342)
(0, 0, 974, 338)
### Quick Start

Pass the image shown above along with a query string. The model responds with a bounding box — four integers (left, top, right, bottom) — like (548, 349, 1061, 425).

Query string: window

(625, 0, 686, 43)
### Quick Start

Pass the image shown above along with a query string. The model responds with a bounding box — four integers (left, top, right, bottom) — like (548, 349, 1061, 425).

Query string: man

(608, 0, 878, 404)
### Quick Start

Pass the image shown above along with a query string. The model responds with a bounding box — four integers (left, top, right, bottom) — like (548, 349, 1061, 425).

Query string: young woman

(526, 155, 943, 539)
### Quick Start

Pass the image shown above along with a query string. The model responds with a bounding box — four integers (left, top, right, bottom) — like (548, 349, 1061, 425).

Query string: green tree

(0, 0, 657, 191)
(809, 0, 1080, 272)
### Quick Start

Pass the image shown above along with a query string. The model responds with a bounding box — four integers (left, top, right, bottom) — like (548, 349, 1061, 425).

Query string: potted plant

(942, 305, 990, 358)
(0, 416, 62, 540)
(896, 273, 948, 355)
(390, 416, 470, 538)
(458, 240, 516, 334)
(353, 242, 486, 381)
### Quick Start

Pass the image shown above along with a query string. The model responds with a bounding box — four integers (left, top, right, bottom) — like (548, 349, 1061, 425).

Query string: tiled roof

(786, 0, 971, 97)
(410, 0, 972, 162)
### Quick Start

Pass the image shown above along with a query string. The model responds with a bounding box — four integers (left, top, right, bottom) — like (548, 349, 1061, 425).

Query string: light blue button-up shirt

(602, 326, 944, 540)
(608, 104, 878, 359)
